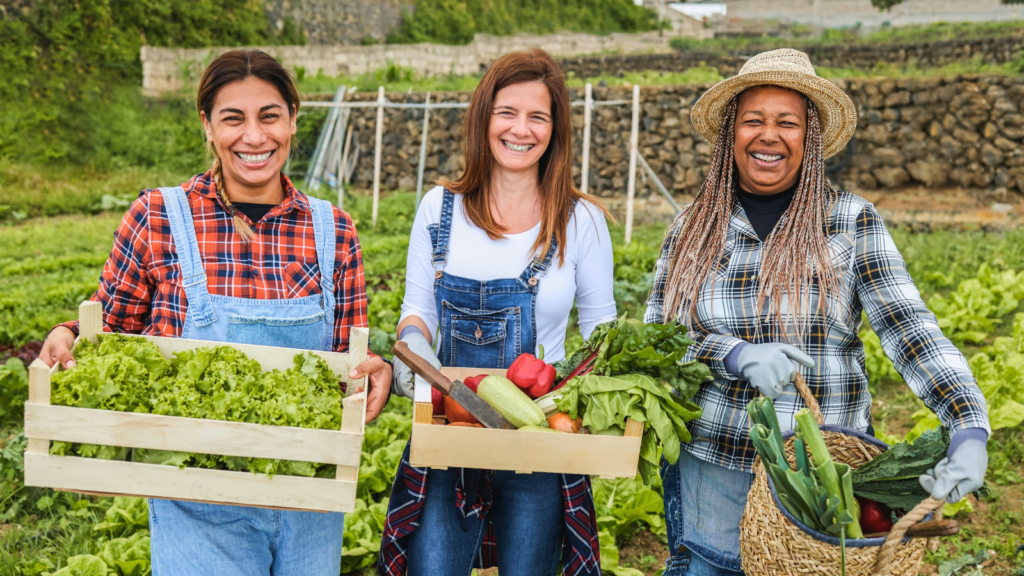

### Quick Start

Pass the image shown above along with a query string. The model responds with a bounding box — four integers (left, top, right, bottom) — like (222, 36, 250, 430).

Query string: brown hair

(439, 48, 608, 265)
(196, 49, 301, 242)
(660, 93, 839, 340)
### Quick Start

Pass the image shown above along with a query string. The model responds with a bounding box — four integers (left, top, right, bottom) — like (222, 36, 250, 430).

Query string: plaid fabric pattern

(645, 191, 990, 472)
(377, 445, 601, 576)
(61, 171, 369, 353)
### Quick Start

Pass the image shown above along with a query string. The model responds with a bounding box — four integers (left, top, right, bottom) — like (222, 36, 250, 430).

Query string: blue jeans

(661, 449, 755, 576)
(149, 499, 345, 576)
(406, 468, 564, 576)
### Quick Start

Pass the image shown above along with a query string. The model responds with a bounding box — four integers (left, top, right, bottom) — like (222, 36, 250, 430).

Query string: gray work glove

(391, 329, 440, 399)
(919, 438, 988, 503)
(735, 343, 815, 400)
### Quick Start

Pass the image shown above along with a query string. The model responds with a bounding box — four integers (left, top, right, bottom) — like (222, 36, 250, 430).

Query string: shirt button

(253, 269, 260, 277)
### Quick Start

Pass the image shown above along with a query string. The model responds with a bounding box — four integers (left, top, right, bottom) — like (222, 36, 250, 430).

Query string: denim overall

(405, 190, 564, 576)
(148, 186, 346, 576)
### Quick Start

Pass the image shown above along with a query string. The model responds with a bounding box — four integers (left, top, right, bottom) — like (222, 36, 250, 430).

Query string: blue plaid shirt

(645, 191, 990, 472)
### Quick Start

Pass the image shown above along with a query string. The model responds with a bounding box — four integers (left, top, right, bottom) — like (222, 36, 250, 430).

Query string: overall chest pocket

(442, 302, 521, 369)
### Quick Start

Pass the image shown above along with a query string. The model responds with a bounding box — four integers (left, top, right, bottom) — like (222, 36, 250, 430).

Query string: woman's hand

(735, 343, 814, 399)
(350, 357, 393, 423)
(39, 327, 77, 369)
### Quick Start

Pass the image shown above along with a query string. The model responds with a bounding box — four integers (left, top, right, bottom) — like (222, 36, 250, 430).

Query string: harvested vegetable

(519, 425, 563, 433)
(444, 395, 479, 424)
(49, 334, 343, 478)
(551, 314, 711, 399)
(431, 387, 444, 414)
(588, 424, 624, 436)
(547, 412, 582, 433)
(462, 374, 486, 393)
(851, 427, 950, 510)
(856, 496, 893, 534)
(555, 373, 701, 485)
(507, 346, 556, 399)
(447, 422, 484, 428)
(477, 374, 547, 428)
(795, 409, 864, 538)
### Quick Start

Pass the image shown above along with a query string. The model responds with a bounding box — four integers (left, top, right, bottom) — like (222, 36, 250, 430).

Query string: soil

(619, 529, 671, 575)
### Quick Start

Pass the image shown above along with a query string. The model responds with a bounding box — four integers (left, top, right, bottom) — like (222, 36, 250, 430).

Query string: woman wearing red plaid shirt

(38, 49, 391, 576)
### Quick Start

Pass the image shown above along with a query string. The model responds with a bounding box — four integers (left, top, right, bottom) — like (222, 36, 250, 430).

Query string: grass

(670, 20, 1024, 53)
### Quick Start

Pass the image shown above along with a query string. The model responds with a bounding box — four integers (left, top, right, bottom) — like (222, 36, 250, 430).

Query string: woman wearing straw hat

(645, 48, 991, 576)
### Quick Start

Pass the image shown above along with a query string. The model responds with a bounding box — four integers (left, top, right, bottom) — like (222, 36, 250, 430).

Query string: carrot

(546, 412, 582, 433)
(444, 395, 480, 424)
(447, 421, 484, 428)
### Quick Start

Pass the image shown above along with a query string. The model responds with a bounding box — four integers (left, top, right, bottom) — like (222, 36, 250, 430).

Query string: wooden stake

(372, 86, 385, 226)
(581, 83, 593, 194)
(415, 92, 431, 208)
(625, 84, 640, 244)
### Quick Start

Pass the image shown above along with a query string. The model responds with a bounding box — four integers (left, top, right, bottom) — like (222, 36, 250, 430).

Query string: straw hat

(691, 48, 857, 159)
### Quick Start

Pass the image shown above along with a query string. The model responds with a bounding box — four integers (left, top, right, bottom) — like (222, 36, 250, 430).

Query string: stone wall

(141, 29, 708, 95)
(560, 35, 1024, 80)
(329, 74, 1024, 197)
(263, 0, 410, 45)
(724, 0, 1023, 28)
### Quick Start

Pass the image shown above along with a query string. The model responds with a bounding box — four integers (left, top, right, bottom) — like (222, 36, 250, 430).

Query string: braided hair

(661, 94, 840, 341)
(196, 49, 300, 243)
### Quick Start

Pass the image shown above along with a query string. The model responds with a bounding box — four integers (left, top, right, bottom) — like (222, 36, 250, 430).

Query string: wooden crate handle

(79, 301, 103, 344)
(26, 359, 53, 455)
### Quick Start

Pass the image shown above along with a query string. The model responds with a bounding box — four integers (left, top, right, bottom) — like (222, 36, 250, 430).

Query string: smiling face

(733, 85, 808, 195)
(488, 81, 553, 176)
(200, 77, 296, 197)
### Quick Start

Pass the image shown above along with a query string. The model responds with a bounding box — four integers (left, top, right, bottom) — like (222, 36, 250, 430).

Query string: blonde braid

(207, 141, 256, 242)
(661, 96, 839, 342)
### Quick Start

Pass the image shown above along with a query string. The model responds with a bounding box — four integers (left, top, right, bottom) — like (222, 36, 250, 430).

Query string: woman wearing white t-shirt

(377, 49, 616, 576)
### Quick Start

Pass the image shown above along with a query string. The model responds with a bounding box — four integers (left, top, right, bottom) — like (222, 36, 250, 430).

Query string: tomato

(431, 387, 444, 414)
(856, 496, 893, 534)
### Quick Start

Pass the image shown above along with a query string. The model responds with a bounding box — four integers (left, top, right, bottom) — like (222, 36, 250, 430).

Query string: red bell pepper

(433, 375, 485, 414)
(507, 346, 557, 399)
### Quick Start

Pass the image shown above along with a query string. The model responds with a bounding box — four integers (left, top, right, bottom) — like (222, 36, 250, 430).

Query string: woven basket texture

(740, 429, 928, 576)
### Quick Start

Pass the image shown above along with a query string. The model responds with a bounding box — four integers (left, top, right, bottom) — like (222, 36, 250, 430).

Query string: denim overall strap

(307, 196, 337, 349)
(519, 236, 559, 287)
(161, 186, 217, 327)
(430, 189, 456, 270)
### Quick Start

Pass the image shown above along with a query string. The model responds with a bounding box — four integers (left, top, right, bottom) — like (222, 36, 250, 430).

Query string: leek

(794, 409, 864, 538)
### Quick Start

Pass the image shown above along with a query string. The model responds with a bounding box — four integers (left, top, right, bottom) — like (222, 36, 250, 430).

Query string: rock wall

(263, 0, 410, 45)
(723, 0, 1023, 29)
(328, 74, 1024, 197)
(560, 35, 1024, 79)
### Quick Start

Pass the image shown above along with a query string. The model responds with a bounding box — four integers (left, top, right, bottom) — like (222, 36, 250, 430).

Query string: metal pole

(372, 86, 385, 226)
(338, 124, 354, 207)
(638, 154, 682, 215)
(625, 84, 640, 244)
(581, 83, 593, 194)
(415, 92, 431, 208)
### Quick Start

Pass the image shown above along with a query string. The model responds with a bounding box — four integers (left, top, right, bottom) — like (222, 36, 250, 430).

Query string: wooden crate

(24, 301, 368, 513)
(410, 367, 643, 478)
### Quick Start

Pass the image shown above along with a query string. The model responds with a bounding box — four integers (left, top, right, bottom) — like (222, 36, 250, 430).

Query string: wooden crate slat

(25, 453, 354, 513)
(411, 411, 641, 477)
(25, 404, 362, 466)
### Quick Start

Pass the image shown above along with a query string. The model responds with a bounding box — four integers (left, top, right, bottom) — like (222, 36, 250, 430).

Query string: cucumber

(477, 375, 547, 429)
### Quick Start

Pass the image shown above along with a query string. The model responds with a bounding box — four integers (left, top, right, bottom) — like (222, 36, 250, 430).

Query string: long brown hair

(661, 93, 839, 340)
(440, 48, 607, 265)
(196, 49, 301, 242)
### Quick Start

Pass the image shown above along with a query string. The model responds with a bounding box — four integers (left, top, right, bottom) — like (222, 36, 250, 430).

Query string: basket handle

(871, 497, 945, 576)
(792, 372, 824, 426)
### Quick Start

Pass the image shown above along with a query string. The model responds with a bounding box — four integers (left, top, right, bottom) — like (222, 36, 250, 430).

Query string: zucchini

(477, 375, 547, 428)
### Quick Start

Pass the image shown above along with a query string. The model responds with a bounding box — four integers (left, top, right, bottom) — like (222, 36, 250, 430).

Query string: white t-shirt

(401, 186, 618, 401)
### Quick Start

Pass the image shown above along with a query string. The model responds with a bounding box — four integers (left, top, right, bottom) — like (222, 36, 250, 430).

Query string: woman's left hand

(350, 357, 393, 423)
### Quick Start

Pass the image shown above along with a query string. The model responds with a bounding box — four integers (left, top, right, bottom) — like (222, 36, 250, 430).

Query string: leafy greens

(50, 334, 344, 478)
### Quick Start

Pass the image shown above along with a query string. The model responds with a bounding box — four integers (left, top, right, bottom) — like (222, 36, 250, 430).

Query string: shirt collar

(186, 171, 311, 216)
(730, 199, 760, 241)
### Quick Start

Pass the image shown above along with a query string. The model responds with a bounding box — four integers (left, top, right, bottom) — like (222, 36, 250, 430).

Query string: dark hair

(439, 48, 608, 265)
(196, 49, 300, 241)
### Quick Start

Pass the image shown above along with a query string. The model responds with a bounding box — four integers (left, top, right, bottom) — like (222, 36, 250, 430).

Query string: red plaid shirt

(61, 171, 369, 352)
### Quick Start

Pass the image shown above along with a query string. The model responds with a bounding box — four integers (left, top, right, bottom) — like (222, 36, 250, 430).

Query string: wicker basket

(739, 375, 944, 576)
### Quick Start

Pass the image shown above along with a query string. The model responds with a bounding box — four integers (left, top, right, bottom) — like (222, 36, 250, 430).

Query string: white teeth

(753, 153, 783, 162)
(502, 140, 534, 153)
(237, 151, 273, 163)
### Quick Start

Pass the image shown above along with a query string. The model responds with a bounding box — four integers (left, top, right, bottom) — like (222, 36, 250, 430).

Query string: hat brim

(691, 71, 857, 160)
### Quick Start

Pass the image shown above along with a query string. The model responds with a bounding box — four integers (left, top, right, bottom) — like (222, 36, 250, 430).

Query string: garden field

(1, 186, 1023, 576)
